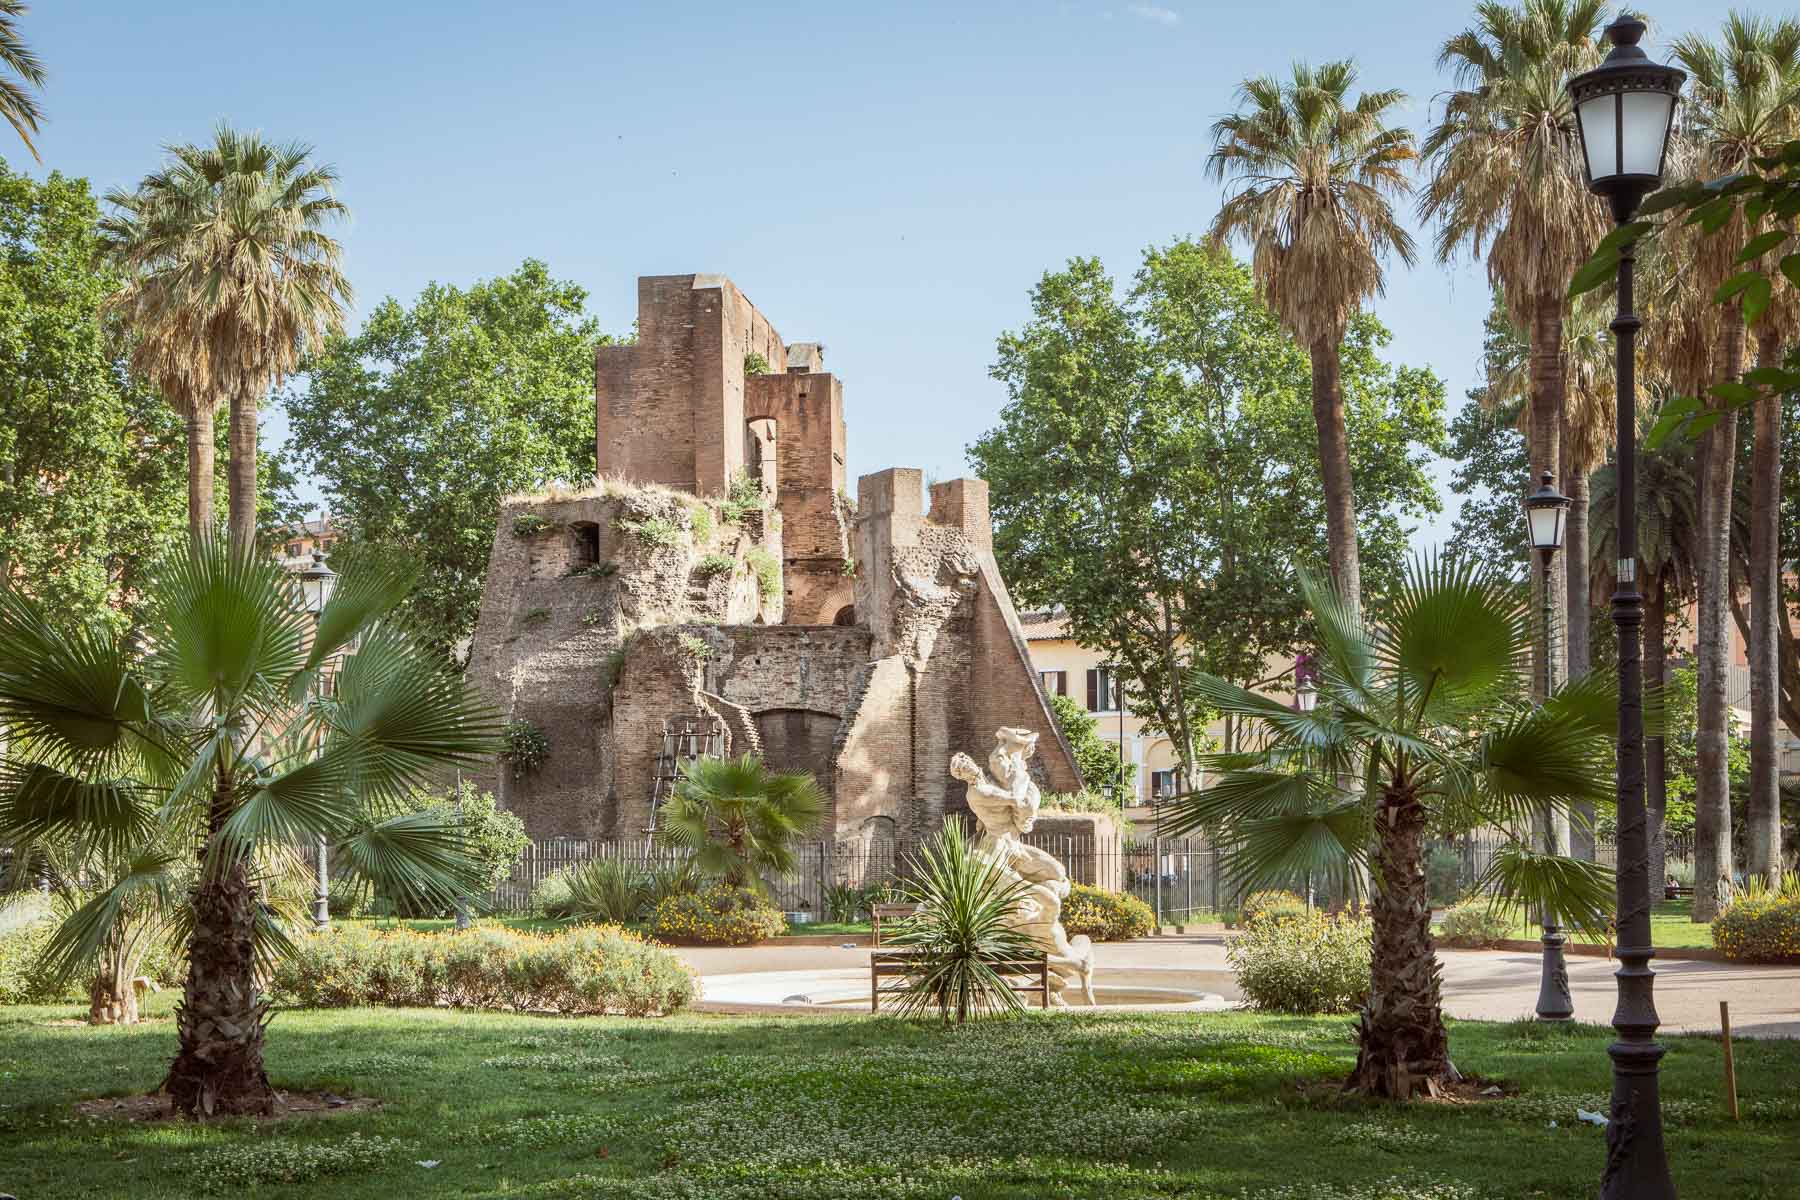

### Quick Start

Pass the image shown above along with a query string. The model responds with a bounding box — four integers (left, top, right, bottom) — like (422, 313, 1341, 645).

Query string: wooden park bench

(1664, 882, 1694, 901)
(869, 948, 1050, 1013)
(870, 902, 921, 947)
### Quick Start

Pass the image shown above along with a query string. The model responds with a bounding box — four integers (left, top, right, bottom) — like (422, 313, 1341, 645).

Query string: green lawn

(336, 915, 875, 939)
(1435, 900, 1718, 950)
(2, 996, 1795, 1199)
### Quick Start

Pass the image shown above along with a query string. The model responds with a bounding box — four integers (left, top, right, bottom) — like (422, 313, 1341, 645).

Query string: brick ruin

(465, 273, 1086, 855)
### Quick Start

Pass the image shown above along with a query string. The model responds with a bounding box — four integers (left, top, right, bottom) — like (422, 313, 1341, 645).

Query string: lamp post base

(1536, 923, 1574, 1022)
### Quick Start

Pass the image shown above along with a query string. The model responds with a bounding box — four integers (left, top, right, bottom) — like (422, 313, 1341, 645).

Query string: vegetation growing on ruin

(569, 561, 618, 579)
(676, 632, 712, 661)
(510, 513, 555, 538)
(745, 547, 781, 604)
(500, 719, 551, 776)
(743, 350, 771, 375)
(688, 503, 715, 544)
(720, 470, 763, 525)
(521, 606, 551, 624)
(696, 552, 735, 578)
(617, 515, 682, 547)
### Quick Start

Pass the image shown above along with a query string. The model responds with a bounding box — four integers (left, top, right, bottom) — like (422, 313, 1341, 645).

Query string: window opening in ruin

(833, 605, 856, 627)
(570, 521, 600, 568)
(745, 417, 778, 500)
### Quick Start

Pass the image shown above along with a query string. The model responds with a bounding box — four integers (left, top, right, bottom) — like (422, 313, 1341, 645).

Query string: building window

(1151, 770, 1178, 802)
(1085, 667, 1121, 713)
(1039, 670, 1066, 698)
(286, 542, 302, 557)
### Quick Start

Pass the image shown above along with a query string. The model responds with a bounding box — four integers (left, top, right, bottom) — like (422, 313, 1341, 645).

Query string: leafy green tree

(971, 243, 1444, 787)
(1167, 557, 1615, 1099)
(0, 2, 44, 160)
(396, 779, 526, 904)
(0, 536, 500, 1116)
(102, 126, 352, 550)
(283, 261, 607, 661)
(658, 754, 825, 892)
(0, 163, 194, 629)
(1047, 694, 1133, 798)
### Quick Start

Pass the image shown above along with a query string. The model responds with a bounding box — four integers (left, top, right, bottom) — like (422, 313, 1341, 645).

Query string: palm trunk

(1746, 329, 1783, 884)
(1308, 337, 1361, 620)
(227, 379, 259, 552)
(1350, 775, 1451, 1099)
(1645, 570, 1669, 909)
(1693, 316, 1743, 922)
(163, 780, 275, 1117)
(1562, 425, 1595, 860)
(87, 939, 140, 1026)
(187, 396, 216, 540)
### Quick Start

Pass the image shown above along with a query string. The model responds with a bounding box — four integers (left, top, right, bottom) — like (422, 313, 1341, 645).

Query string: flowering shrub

(650, 883, 785, 945)
(1436, 898, 1513, 948)
(1226, 911, 1371, 1015)
(1714, 894, 1800, 963)
(1237, 889, 1310, 927)
(268, 923, 694, 1015)
(1060, 884, 1155, 941)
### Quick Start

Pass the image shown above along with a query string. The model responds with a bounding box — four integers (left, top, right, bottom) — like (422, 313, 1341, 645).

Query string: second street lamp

(1567, 15, 1685, 1200)
(297, 551, 338, 933)
(1523, 470, 1573, 1023)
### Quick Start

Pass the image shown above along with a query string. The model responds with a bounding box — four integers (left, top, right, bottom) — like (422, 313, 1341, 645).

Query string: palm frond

(0, 762, 159, 859)
(34, 849, 183, 989)
(333, 809, 484, 915)
(1471, 842, 1616, 940)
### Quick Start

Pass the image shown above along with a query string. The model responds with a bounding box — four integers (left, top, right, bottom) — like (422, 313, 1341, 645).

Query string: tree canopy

(970, 242, 1445, 780)
(283, 260, 610, 661)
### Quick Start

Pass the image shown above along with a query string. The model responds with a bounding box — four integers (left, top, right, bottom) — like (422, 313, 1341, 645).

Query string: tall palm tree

(1421, 0, 1609, 717)
(1591, 424, 1701, 902)
(1166, 557, 1615, 1099)
(1670, 13, 1800, 910)
(102, 126, 351, 550)
(658, 754, 825, 892)
(1206, 59, 1418, 618)
(0, 1, 44, 162)
(0, 537, 499, 1116)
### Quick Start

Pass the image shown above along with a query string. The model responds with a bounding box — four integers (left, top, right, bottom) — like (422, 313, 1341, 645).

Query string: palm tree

(1206, 59, 1418, 618)
(102, 126, 351, 550)
(658, 754, 825, 892)
(1421, 0, 1609, 714)
(1670, 14, 1800, 911)
(1591, 426, 1701, 902)
(0, 1, 44, 161)
(1166, 556, 1614, 1099)
(0, 536, 499, 1116)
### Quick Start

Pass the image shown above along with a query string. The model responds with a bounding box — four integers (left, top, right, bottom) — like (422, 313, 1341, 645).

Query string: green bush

(1060, 884, 1155, 941)
(1425, 847, 1464, 905)
(689, 503, 715, 544)
(531, 871, 575, 919)
(1226, 910, 1372, 1015)
(1437, 898, 1512, 949)
(650, 883, 785, 946)
(267, 923, 694, 1015)
(501, 719, 550, 776)
(745, 548, 781, 603)
(1714, 894, 1800, 963)
(1238, 889, 1309, 927)
(720, 471, 763, 525)
(0, 901, 59, 1004)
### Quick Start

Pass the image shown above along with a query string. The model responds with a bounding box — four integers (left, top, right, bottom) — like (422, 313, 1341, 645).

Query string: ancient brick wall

(745, 371, 852, 624)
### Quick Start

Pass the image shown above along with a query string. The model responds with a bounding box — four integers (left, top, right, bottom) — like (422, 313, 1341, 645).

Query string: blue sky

(18, 0, 1743, 547)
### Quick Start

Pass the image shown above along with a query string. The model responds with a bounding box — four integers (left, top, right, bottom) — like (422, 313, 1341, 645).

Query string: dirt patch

(75, 1090, 381, 1123)
(1291, 1073, 1517, 1107)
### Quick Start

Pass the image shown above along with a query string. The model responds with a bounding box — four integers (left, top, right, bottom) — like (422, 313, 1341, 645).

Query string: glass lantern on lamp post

(1522, 470, 1573, 1024)
(297, 551, 337, 932)
(1566, 16, 1685, 1199)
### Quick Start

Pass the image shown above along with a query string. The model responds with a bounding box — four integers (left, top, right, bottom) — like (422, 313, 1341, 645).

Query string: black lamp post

(297, 550, 338, 933)
(1567, 17, 1684, 1199)
(1523, 470, 1574, 1023)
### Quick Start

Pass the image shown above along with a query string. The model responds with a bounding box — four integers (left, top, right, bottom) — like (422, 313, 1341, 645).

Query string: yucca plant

(561, 859, 646, 925)
(884, 822, 1039, 1025)
(0, 535, 500, 1116)
(657, 754, 824, 892)
(1165, 555, 1617, 1099)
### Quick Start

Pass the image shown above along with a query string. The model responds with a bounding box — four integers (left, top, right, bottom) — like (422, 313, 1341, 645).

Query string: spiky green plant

(884, 821, 1038, 1025)
(656, 755, 824, 891)
(0, 535, 499, 1116)
(1165, 554, 1616, 1099)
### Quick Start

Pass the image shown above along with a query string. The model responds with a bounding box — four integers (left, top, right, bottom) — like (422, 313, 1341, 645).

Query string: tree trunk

(1309, 337, 1361, 620)
(1693, 317, 1742, 922)
(1350, 776, 1451, 1099)
(1645, 570, 1669, 910)
(1746, 328, 1783, 883)
(187, 397, 216, 540)
(87, 963, 139, 1026)
(227, 379, 259, 552)
(1563, 426, 1595, 859)
(163, 782, 275, 1117)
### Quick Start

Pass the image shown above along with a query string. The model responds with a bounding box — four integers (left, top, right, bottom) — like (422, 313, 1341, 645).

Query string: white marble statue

(949, 728, 1096, 1005)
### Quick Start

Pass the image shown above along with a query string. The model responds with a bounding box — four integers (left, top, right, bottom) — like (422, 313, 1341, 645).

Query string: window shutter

(1086, 669, 1098, 712)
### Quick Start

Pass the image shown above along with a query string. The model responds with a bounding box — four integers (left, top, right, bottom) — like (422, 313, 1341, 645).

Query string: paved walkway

(675, 936, 1800, 1037)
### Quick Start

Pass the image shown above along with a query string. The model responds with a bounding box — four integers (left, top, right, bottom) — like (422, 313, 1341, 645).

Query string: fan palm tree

(1591, 423, 1701, 902)
(1206, 59, 1418, 618)
(657, 754, 825, 891)
(0, 536, 499, 1116)
(1670, 14, 1800, 913)
(1421, 0, 1610, 715)
(1165, 556, 1615, 1099)
(0, 1, 43, 162)
(102, 126, 351, 550)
